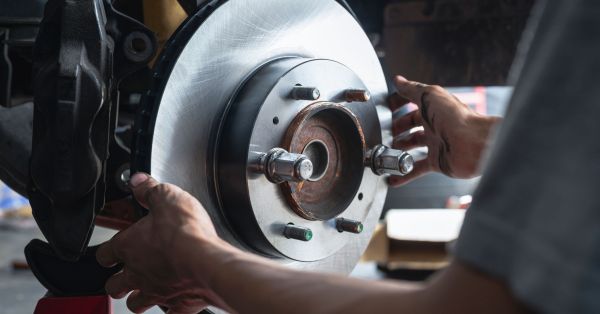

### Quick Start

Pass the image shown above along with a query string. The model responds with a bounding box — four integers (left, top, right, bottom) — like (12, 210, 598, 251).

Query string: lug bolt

(336, 218, 363, 234)
(284, 224, 313, 241)
(399, 153, 414, 175)
(369, 145, 414, 176)
(291, 86, 320, 101)
(261, 148, 314, 184)
(296, 159, 314, 180)
(120, 168, 131, 185)
(115, 164, 131, 192)
(344, 89, 371, 102)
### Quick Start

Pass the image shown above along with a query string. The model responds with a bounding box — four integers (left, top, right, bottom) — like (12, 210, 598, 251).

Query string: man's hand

(96, 173, 233, 313)
(388, 76, 501, 187)
(93, 176, 524, 314)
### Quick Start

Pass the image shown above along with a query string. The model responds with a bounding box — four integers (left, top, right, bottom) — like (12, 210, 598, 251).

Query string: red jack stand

(34, 295, 112, 314)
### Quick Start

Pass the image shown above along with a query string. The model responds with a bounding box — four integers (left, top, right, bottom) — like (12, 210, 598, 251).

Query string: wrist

(460, 113, 501, 176)
(191, 236, 246, 287)
(466, 112, 500, 142)
(174, 235, 242, 309)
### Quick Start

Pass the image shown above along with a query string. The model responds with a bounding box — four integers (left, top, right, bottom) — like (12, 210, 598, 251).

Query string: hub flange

(218, 58, 383, 261)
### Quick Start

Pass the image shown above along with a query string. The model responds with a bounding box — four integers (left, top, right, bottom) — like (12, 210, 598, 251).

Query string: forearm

(200, 241, 425, 314)
(196, 239, 529, 314)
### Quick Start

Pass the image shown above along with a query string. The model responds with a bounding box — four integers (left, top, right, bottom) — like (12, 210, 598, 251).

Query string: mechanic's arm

(388, 76, 501, 186)
(96, 173, 526, 314)
(96, 79, 515, 314)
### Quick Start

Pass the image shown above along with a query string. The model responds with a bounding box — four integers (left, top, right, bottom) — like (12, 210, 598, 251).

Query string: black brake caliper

(27, 0, 155, 296)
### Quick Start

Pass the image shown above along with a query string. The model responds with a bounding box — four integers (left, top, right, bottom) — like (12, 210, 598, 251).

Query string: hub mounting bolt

(369, 145, 414, 176)
(261, 148, 314, 183)
(291, 86, 321, 101)
(115, 164, 131, 192)
(335, 218, 363, 234)
(284, 224, 313, 241)
(344, 89, 371, 102)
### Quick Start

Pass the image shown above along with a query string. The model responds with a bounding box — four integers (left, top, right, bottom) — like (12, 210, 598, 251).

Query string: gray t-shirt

(454, 1, 600, 313)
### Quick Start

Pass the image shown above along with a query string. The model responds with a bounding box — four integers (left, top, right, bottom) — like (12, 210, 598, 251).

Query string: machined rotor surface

(135, 0, 391, 274)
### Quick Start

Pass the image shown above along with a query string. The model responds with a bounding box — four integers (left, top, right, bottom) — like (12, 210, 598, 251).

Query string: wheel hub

(218, 58, 382, 261)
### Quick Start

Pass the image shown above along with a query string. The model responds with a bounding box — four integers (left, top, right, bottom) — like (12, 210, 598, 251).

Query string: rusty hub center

(281, 103, 366, 221)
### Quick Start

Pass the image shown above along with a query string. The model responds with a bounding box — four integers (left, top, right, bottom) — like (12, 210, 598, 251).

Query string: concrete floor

(0, 221, 383, 314)
(0, 223, 163, 314)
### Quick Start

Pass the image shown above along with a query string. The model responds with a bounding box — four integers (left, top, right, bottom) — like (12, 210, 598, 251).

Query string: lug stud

(368, 145, 414, 176)
(344, 89, 371, 102)
(284, 224, 313, 241)
(291, 86, 320, 101)
(260, 148, 314, 183)
(335, 218, 363, 234)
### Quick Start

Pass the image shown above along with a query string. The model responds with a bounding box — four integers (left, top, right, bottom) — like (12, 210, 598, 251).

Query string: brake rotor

(133, 0, 394, 274)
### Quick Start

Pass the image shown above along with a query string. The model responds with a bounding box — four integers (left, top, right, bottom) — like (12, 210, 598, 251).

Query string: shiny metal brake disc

(133, 0, 413, 275)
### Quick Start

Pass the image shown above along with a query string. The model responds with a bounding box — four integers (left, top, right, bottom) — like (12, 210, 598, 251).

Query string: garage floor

(0, 222, 382, 314)
(0, 224, 164, 314)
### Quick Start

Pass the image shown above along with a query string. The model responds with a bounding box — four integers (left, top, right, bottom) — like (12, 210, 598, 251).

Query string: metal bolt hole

(302, 140, 329, 182)
(131, 37, 147, 54)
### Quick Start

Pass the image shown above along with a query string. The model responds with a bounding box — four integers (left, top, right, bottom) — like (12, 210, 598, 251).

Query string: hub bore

(302, 140, 329, 181)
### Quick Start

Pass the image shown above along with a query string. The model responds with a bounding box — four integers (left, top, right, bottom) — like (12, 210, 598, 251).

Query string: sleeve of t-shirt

(454, 1, 600, 314)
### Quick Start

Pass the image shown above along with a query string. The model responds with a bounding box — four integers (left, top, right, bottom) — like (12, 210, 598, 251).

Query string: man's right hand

(388, 76, 501, 187)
